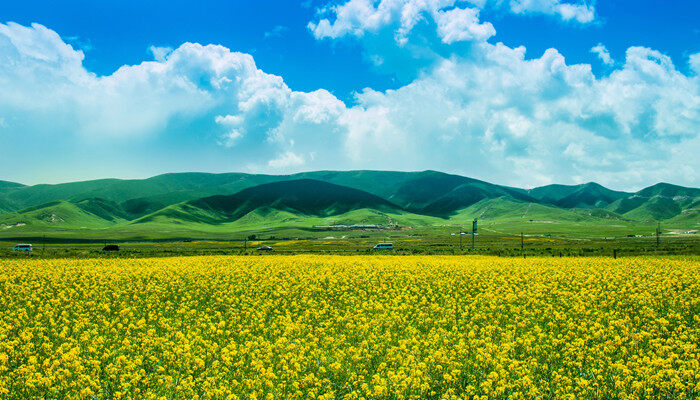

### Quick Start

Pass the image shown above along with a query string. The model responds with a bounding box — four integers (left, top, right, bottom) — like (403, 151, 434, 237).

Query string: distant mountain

(0, 180, 24, 189)
(621, 197, 682, 221)
(0, 170, 537, 217)
(635, 183, 700, 199)
(136, 179, 403, 224)
(285, 170, 534, 217)
(528, 182, 629, 208)
(0, 200, 128, 231)
(0, 171, 697, 239)
(0, 173, 280, 215)
(602, 183, 700, 221)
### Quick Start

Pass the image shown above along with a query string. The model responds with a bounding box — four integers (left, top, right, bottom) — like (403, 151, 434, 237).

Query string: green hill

(529, 182, 629, 208)
(0, 171, 697, 239)
(0, 200, 127, 232)
(0, 173, 283, 213)
(527, 184, 583, 202)
(636, 183, 700, 198)
(447, 197, 591, 223)
(136, 179, 403, 225)
(622, 197, 683, 221)
(0, 180, 24, 190)
(0, 170, 538, 217)
(604, 184, 699, 221)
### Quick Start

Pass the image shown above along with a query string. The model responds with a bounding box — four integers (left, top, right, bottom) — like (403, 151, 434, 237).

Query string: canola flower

(0, 255, 698, 399)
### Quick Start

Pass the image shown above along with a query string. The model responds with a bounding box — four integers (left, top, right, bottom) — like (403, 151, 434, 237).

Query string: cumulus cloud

(0, 22, 343, 171)
(591, 43, 613, 65)
(1, 21, 698, 189)
(339, 42, 699, 187)
(268, 151, 305, 168)
(149, 45, 173, 62)
(509, 0, 595, 23)
(435, 7, 495, 43)
(308, 0, 495, 44)
(308, 0, 595, 44)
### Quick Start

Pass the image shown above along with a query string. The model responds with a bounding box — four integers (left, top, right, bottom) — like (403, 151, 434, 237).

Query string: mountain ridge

(1, 171, 697, 237)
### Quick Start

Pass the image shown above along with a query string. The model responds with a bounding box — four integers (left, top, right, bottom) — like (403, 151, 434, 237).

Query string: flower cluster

(0, 255, 698, 399)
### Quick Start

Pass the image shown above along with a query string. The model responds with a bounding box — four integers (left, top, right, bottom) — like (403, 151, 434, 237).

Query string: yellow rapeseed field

(0, 255, 698, 399)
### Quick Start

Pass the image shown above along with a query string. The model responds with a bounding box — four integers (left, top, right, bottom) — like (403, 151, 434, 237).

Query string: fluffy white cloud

(308, 0, 495, 45)
(1, 21, 698, 190)
(0, 22, 344, 170)
(149, 45, 173, 62)
(435, 7, 495, 43)
(591, 43, 613, 65)
(268, 151, 305, 168)
(308, 0, 595, 45)
(336, 42, 699, 187)
(509, 0, 595, 23)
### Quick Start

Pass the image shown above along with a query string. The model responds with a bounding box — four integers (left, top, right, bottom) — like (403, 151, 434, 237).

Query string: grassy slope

(135, 179, 404, 224)
(622, 197, 683, 221)
(0, 172, 697, 240)
(0, 170, 539, 216)
(528, 182, 629, 208)
(0, 173, 283, 214)
(0, 200, 128, 232)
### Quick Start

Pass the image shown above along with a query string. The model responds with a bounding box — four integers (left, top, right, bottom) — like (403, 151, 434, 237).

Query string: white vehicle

(373, 243, 393, 250)
(13, 244, 32, 252)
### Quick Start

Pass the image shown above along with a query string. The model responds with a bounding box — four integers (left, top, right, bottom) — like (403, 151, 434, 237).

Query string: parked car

(257, 245, 273, 251)
(102, 244, 120, 251)
(373, 243, 393, 250)
(13, 244, 32, 252)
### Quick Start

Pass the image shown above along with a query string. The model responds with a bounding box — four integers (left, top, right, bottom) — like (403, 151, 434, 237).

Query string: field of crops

(0, 255, 698, 399)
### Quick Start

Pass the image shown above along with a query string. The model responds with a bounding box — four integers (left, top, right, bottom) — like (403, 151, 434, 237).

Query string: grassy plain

(1, 218, 697, 258)
(0, 255, 698, 399)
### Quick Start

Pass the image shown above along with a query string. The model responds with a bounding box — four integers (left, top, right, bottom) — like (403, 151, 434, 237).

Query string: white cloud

(591, 43, 613, 65)
(268, 151, 305, 169)
(435, 7, 495, 43)
(149, 45, 173, 62)
(308, 0, 595, 44)
(689, 52, 700, 74)
(309, 0, 493, 44)
(0, 21, 698, 190)
(336, 42, 700, 188)
(509, 0, 595, 23)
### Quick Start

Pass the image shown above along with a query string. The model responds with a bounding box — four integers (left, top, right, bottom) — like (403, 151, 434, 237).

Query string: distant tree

(247, 234, 256, 240)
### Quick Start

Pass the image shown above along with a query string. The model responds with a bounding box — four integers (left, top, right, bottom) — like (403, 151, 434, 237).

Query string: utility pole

(472, 219, 477, 250)
(656, 222, 660, 247)
(244, 237, 247, 252)
(43, 235, 46, 252)
(521, 232, 524, 257)
(459, 227, 463, 249)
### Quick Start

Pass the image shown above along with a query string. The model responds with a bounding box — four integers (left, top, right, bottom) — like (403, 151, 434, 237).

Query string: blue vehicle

(13, 244, 32, 252)
(373, 243, 393, 250)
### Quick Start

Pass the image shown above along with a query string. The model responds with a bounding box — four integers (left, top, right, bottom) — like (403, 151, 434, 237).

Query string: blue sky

(0, 0, 699, 189)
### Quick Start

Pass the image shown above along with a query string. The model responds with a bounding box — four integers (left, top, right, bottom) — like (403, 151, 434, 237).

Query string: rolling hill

(528, 182, 629, 208)
(0, 200, 128, 231)
(0, 171, 697, 239)
(135, 179, 404, 225)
